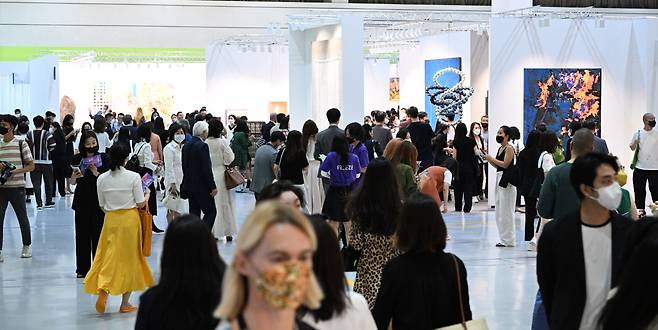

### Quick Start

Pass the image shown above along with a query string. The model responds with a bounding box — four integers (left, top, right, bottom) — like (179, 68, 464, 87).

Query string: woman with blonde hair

(215, 202, 324, 330)
(385, 140, 419, 200)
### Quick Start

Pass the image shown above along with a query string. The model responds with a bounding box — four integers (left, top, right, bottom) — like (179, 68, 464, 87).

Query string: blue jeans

(532, 290, 549, 330)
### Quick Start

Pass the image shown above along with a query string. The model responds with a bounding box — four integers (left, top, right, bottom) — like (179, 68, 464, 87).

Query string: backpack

(125, 143, 146, 173)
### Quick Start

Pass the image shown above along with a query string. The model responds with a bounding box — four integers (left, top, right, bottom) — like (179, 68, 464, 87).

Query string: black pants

(524, 195, 538, 241)
(454, 177, 474, 212)
(189, 191, 217, 230)
(0, 188, 31, 249)
(53, 163, 67, 197)
(74, 207, 104, 276)
(633, 168, 658, 209)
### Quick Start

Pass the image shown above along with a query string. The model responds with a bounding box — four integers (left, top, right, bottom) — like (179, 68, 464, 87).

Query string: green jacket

(395, 164, 418, 200)
(538, 162, 580, 220)
(231, 132, 251, 170)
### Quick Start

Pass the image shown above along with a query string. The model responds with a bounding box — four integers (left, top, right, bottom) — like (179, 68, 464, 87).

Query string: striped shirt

(26, 129, 55, 164)
(0, 137, 33, 188)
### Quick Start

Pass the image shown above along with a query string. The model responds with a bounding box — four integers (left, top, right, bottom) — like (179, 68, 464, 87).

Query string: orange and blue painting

(523, 68, 601, 141)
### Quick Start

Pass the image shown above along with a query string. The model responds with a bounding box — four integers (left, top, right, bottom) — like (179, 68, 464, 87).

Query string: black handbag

(341, 245, 361, 272)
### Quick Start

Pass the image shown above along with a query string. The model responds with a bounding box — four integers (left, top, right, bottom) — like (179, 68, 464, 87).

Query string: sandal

(96, 290, 108, 314)
(119, 305, 138, 313)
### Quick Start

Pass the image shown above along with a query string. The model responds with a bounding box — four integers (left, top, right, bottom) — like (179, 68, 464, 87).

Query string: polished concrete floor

(0, 192, 537, 330)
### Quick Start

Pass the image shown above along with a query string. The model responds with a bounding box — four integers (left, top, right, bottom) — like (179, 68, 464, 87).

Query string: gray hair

(192, 120, 209, 137)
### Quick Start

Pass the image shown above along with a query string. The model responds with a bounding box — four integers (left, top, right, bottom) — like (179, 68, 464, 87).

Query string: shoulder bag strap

(451, 254, 467, 328)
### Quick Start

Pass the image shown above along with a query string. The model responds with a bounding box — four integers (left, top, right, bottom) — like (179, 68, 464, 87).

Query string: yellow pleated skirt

(83, 208, 154, 295)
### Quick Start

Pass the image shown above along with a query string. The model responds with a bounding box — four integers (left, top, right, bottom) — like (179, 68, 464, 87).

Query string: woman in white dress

(206, 119, 237, 241)
(162, 123, 189, 223)
(302, 120, 325, 214)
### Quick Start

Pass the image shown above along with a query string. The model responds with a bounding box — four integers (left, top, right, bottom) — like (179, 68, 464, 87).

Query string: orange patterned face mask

(255, 261, 310, 310)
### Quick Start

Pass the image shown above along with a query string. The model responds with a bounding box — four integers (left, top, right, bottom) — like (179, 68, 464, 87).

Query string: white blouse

(134, 141, 156, 171)
(97, 167, 145, 211)
(96, 131, 113, 153)
(301, 291, 377, 330)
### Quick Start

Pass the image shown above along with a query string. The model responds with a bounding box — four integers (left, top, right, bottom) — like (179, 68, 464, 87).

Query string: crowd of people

(0, 105, 657, 330)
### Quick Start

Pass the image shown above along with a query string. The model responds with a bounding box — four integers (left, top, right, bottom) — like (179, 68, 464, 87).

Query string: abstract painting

(523, 68, 601, 142)
(425, 57, 461, 127)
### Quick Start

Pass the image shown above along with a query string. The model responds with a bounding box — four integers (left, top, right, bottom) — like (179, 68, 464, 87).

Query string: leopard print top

(349, 226, 400, 309)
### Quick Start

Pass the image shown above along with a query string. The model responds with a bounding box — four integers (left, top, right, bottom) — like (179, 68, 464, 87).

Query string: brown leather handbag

(224, 166, 245, 190)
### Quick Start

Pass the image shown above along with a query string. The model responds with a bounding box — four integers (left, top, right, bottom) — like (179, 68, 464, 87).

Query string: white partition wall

(398, 31, 489, 126)
(206, 44, 288, 122)
(488, 15, 658, 205)
(289, 16, 364, 130)
(363, 59, 390, 116)
(0, 56, 58, 119)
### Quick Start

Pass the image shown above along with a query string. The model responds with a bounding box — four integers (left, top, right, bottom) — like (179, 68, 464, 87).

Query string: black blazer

(537, 211, 632, 330)
(180, 136, 216, 197)
(67, 152, 110, 212)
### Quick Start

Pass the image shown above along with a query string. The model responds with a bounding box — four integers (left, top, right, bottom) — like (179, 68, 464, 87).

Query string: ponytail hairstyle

(108, 143, 130, 171)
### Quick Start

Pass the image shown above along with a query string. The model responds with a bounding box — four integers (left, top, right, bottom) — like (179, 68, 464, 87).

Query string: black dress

(373, 251, 472, 330)
(67, 152, 110, 277)
(453, 137, 478, 212)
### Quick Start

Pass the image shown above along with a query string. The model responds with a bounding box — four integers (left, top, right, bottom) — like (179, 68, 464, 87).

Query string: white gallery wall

(206, 44, 288, 122)
(289, 17, 365, 130)
(363, 59, 390, 115)
(0, 56, 59, 120)
(60, 62, 206, 126)
(399, 31, 489, 126)
(488, 16, 658, 206)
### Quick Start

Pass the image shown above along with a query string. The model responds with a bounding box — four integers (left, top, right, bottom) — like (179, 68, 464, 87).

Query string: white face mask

(589, 182, 622, 211)
(173, 134, 185, 144)
(473, 128, 481, 136)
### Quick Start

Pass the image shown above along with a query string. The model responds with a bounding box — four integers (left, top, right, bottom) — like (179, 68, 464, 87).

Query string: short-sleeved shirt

(96, 167, 145, 211)
(275, 148, 309, 185)
(631, 129, 658, 170)
(350, 143, 369, 169)
(320, 152, 361, 187)
(0, 137, 33, 188)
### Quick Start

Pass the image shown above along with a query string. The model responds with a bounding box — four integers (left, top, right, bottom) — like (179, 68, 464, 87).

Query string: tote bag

(437, 255, 488, 330)
(630, 130, 640, 170)
(138, 206, 153, 257)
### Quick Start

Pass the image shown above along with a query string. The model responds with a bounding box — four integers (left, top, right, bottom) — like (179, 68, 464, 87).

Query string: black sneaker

(45, 203, 55, 209)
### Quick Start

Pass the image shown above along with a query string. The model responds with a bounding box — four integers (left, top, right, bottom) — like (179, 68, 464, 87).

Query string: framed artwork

(523, 68, 602, 141)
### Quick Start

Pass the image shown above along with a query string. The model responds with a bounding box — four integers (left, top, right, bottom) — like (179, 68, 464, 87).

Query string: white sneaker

(21, 245, 32, 258)
(528, 240, 537, 252)
(0, 251, 3, 262)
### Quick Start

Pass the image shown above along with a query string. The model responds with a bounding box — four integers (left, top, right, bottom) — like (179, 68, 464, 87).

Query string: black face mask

(0, 126, 7, 135)
(496, 135, 504, 144)
(481, 123, 489, 130)
(86, 146, 99, 154)
(649, 120, 657, 128)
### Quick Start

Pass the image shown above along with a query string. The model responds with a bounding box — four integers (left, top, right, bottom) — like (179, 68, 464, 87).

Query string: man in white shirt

(630, 112, 658, 217)
(537, 152, 632, 329)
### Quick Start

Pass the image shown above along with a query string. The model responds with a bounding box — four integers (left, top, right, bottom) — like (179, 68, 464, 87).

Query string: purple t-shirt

(320, 152, 361, 187)
(350, 143, 370, 169)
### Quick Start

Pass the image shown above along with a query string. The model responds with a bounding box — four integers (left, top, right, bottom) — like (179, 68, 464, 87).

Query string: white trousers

(495, 172, 518, 246)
